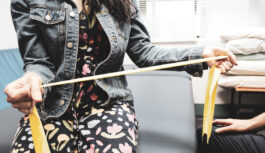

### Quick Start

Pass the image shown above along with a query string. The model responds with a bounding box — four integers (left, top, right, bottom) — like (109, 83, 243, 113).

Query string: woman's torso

(24, 0, 133, 120)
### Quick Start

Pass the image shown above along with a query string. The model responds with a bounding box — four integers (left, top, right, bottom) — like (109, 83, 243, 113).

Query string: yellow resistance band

(41, 56, 227, 88)
(29, 56, 226, 152)
(202, 65, 221, 143)
(29, 106, 51, 153)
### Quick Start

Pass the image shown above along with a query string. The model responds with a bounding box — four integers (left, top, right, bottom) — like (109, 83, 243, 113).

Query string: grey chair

(0, 107, 22, 152)
(127, 71, 196, 153)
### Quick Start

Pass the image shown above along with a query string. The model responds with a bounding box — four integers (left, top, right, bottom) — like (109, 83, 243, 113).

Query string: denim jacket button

(67, 42, 73, 48)
(65, 72, 71, 79)
(69, 11, 75, 18)
(59, 99, 65, 106)
(45, 14, 51, 21)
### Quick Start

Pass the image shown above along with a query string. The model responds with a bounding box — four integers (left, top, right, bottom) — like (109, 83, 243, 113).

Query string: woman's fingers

(12, 101, 33, 109)
(202, 47, 238, 69)
(5, 84, 31, 103)
(215, 48, 237, 65)
(222, 61, 232, 70)
(215, 60, 234, 73)
(4, 73, 43, 114)
(216, 64, 227, 73)
(30, 77, 43, 103)
(224, 61, 233, 67)
(18, 108, 33, 114)
(226, 50, 238, 66)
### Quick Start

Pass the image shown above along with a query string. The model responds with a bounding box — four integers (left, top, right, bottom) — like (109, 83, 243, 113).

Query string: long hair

(83, 0, 135, 22)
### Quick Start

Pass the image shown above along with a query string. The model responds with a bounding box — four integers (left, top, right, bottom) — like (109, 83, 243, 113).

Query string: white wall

(0, 0, 18, 49)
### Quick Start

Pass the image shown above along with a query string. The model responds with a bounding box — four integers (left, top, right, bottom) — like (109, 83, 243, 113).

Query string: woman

(5, 0, 237, 152)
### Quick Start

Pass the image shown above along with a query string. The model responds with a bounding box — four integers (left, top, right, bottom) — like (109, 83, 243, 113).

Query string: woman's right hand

(4, 72, 43, 114)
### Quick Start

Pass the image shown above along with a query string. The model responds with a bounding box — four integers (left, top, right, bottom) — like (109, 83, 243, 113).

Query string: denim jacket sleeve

(127, 0, 208, 77)
(11, 0, 55, 98)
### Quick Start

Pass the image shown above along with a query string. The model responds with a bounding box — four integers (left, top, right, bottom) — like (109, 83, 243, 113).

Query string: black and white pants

(11, 101, 138, 153)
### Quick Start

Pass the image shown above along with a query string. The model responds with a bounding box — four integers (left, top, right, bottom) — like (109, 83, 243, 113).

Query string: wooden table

(235, 87, 265, 92)
(231, 87, 265, 117)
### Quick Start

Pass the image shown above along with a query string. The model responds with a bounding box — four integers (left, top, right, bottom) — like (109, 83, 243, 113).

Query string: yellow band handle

(29, 106, 51, 153)
(202, 65, 221, 143)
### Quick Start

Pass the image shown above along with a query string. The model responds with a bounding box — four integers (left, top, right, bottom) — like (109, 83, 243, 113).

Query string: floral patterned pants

(11, 100, 138, 153)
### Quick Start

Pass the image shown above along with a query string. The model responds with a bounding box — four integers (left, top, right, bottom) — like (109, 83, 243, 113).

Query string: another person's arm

(213, 112, 265, 133)
(4, 0, 56, 114)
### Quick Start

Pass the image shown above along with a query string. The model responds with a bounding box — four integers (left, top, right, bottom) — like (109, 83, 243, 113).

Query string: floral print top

(72, 10, 110, 108)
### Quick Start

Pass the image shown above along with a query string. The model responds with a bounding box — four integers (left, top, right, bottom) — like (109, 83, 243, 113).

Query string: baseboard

(195, 104, 265, 118)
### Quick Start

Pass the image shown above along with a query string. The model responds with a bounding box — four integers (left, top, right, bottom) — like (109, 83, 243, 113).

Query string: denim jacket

(11, 0, 206, 120)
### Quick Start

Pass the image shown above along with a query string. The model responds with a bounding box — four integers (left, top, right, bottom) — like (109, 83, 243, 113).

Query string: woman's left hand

(202, 47, 238, 73)
(213, 118, 254, 134)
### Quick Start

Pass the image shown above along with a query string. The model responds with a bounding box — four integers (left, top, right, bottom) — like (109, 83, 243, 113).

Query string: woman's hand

(202, 47, 238, 73)
(4, 72, 43, 114)
(213, 118, 255, 134)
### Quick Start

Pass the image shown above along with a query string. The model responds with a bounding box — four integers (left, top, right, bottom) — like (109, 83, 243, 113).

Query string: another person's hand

(4, 72, 43, 114)
(213, 118, 255, 133)
(202, 47, 238, 73)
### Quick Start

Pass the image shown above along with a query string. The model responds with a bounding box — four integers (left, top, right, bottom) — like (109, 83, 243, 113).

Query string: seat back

(127, 71, 196, 153)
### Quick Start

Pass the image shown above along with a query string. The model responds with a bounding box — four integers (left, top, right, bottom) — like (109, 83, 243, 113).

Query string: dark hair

(83, 0, 135, 22)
